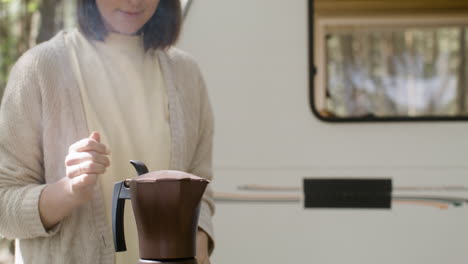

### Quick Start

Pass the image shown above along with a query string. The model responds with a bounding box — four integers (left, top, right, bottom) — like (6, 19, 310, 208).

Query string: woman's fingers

(64, 132, 111, 204)
(196, 230, 210, 264)
(66, 161, 107, 179)
(68, 137, 110, 155)
(89, 131, 100, 142)
(65, 151, 110, 167)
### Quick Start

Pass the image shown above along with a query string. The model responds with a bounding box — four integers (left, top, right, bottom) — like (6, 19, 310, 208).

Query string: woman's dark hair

(77, 0, 182, 51)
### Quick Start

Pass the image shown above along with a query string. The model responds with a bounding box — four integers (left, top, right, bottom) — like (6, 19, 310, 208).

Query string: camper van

(178, 0, 468, 263)
(1, 0, 468, 263)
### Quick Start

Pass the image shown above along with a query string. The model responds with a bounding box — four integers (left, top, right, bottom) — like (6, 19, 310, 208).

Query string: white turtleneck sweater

(66, 28, 171, 264)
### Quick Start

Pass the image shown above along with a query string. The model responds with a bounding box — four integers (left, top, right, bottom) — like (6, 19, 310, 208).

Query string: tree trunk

(36, 0, 60, 43)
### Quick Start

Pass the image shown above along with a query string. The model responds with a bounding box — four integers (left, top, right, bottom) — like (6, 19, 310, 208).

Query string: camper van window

(311, 16, 468, 122)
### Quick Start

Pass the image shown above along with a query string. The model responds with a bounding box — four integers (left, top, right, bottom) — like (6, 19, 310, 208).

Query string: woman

(0, 0, 215, 263)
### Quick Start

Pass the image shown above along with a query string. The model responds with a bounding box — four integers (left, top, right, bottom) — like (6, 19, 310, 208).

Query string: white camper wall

(177, 0, 468, 263)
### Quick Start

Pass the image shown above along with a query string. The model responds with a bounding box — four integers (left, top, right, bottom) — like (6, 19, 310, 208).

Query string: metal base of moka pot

(138, 258, 197, 264)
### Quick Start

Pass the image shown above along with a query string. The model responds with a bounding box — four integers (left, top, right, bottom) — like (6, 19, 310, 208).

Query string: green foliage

(0, 0, 73, 98)
(27, 2, 38, 13)
(0, 0, 37, 99)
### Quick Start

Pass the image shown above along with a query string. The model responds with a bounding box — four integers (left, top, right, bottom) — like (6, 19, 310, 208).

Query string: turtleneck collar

(102, 32, 144, 52)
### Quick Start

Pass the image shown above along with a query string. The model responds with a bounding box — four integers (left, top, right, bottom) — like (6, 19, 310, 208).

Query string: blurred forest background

(0, 0, 76, 99)
(0, 0, 75, 263)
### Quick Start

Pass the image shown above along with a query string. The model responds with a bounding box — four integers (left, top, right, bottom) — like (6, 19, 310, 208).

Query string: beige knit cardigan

(0, 31, 215, 264)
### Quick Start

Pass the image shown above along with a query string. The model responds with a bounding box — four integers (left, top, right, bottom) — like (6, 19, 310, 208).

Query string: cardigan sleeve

(0, 50, 61, 239)
(186, 63, 216, 255)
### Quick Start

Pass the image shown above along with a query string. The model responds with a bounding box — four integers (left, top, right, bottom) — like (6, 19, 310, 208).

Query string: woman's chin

(110, 28, 141, 35)
(105, 22, 143, 35)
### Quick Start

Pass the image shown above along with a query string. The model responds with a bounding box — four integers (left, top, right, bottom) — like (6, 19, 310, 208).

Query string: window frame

(309, 0, 468, 122)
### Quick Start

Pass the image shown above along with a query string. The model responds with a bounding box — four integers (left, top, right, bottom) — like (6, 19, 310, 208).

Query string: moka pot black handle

(112, 160, 149, 252)
(112, 181, 131, 252)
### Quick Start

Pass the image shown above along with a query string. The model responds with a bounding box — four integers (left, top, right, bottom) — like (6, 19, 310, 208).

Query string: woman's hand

(64, 131, 111, 205)
(39, 131, 111, 230)
(196, 229, 211, 264)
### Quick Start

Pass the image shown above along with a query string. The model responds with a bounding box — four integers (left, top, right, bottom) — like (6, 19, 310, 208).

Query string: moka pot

(112, 160, 209, 264)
